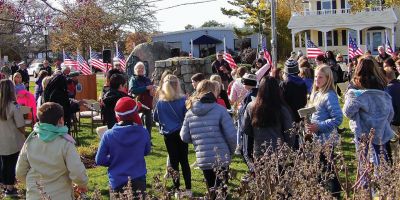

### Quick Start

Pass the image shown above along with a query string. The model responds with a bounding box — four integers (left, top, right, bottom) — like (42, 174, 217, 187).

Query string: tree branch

(39, 0, 67, 15)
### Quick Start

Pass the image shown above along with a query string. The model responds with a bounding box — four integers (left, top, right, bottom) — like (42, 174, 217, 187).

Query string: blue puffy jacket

(180, 95, 237, 170)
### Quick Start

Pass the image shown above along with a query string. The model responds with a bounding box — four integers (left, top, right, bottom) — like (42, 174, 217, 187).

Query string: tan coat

(0, 103, 25, 155)
(16, 135, 88, 200)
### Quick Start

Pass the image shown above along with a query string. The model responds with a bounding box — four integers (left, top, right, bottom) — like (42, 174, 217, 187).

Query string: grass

(15, 76, 355, 199)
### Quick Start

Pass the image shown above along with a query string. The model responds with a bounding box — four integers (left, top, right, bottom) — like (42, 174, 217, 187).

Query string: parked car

(27, 59, 44, 77)
(27, 63, 43, 77)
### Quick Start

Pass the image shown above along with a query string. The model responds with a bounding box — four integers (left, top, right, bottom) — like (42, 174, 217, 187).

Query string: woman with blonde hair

(153, 74, 192, 197)
(306, 65, 343, 198)
(181, 80, 236, 196)
(210, 75, 231, 109)
(0, 79, 25, 197)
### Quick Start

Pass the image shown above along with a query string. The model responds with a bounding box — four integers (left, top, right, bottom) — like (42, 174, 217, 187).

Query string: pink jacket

(17, 90, 37, 122)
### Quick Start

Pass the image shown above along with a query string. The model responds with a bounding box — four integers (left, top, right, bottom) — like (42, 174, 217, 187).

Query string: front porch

(292, 26, 396, 58)
(288, 7, 399, 58)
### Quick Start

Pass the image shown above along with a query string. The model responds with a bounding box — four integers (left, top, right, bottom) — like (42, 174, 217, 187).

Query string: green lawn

(19, 75, 356, 199)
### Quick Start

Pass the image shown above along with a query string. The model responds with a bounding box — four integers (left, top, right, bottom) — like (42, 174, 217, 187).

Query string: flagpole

(223, 37, 226, 53)
(89, 46, 93, 74)
(190, 39, 193, 58)
(305, 32, 308, 58)
(347, 30, 350, 64)
(62, 49, 65, 62)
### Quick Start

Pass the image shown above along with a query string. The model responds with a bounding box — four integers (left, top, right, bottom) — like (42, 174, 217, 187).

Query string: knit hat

(284, 59, 299, 75)
(115, 97, 142, 125)
(241, 73, 257, 86)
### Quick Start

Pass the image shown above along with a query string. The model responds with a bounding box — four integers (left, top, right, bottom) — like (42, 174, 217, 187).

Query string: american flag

(90, 50, 106, 72)
(262, 40, 273, 66)
(348, 36, 363, 59)
(223, 52, 237, 69)
(306, 40, 324, 59)
(77, 53, 91, 75)
(115, 48, 126, 72)
(63, 51, 78, 70)
(386, 34, 394, 55)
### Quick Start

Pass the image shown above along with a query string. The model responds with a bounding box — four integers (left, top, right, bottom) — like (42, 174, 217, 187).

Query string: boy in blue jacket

(96, 97, 151, 197)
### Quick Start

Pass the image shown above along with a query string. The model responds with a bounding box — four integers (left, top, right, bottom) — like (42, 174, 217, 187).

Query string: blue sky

(153, 0, 243, 32)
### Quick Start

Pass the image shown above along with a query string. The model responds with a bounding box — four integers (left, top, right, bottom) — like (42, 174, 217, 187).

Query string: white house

(152, 27, 259, 58)
(288, 0, 400, 57)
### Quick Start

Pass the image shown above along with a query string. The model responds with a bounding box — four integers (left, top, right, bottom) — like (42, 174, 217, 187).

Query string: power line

(153, 0, 217, 12)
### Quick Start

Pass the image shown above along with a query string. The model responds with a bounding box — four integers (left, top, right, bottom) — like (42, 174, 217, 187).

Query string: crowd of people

(0, 47, 400, 199)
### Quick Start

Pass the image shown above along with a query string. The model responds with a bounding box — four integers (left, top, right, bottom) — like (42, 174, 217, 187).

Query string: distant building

(152, 27, 259, 58)
(288, 1, 400, 56)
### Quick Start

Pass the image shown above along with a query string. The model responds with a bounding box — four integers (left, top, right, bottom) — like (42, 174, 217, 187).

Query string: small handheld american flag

(385, 34, 394, 56)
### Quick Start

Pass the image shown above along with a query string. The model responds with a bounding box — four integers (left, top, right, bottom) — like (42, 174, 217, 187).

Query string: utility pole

(270, 0, 277, 68)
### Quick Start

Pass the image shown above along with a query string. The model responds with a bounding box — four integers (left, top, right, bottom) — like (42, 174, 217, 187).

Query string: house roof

(288, 8, 398, 33)
(152, 27, 233, 38)
(192, 35, 222, 44)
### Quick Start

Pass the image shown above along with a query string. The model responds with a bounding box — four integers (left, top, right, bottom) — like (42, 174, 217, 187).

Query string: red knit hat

(115, 97, 142, 125)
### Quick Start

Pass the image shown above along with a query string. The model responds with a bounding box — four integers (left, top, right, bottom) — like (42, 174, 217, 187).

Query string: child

(0, 80, 25, 197)
(103, 73, 130, 129)
(181, 80, 236, 195)
(16, 82, 37, 123)
(96, 97, 151, 197)
(16, 102, 88, 199)
(306, 65, 343, 198)
(13, 72, 25, 91)
(153, 75, 191, 197)
(210, 75, 231, 109)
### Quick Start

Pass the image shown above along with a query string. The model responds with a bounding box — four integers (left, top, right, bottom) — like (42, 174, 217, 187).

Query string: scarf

(28, 123, 68, 142)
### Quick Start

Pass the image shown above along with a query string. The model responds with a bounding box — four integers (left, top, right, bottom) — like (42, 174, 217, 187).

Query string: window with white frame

(322, 0, 332, 10)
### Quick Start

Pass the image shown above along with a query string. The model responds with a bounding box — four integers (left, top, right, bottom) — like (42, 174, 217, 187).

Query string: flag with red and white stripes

(115, 49, 126, 72)
(77, 53, 91, 75)
(223, 52, 237, 69)
(348, 36, 363, 59)
(90, 49, 106, 72)
(306, 40, 324, 59)
(63, 50, 78, 70)
(386, 35, 394, 56)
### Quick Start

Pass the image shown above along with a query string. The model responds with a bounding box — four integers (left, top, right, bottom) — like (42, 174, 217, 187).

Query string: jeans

(0, 152, 19, 185)
(141, 109, 152, 138)
(164, 131, 191, 190)
(112, 176, 146, 200)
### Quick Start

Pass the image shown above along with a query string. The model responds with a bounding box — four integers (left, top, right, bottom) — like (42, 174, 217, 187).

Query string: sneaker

(234, 145, 242, 155)
(4, 188, 18, 198)
(181, 190, 192, 198)
(175, 190, 192, 198)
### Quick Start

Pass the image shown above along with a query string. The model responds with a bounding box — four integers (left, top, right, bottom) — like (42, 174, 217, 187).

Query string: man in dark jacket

(212, 51, 232, 89)
(375, 46, 391, 67)
(43, 73, 71, 130)
(384, 67, 400, 136)
(103, 74, 130, 129)
(16, 61, 30, 89)
(39, 60, 52, 76)
(11, 61, 19, 75)
(280, 59, 308, 123)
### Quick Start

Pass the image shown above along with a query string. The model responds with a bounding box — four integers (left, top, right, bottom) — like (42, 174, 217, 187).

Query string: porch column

(299, 32, 302, 47)
(357, 29, 361, 49)
(292, 31, 295, 51)
(392, 25, 396, 51)
(324, 31, 327, 52)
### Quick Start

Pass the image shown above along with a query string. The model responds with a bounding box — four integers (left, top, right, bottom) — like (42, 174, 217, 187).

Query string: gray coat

(180, 101, 237, 170)
(243, 102, 295, 158)
(343, 89, 394, 145)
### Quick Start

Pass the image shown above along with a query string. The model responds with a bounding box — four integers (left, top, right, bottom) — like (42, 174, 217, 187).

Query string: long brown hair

(0, 79, 16, 120)
(252, 76, 285, 127)
(352, 57, 387, 90)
